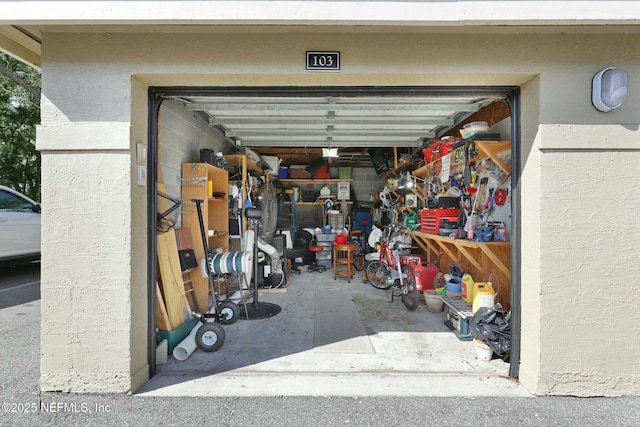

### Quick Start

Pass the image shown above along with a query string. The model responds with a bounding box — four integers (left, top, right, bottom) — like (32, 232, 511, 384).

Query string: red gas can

(417, 261, 440, 291)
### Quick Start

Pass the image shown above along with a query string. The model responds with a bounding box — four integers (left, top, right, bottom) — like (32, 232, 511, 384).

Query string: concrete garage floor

(138, 268, 529, 398)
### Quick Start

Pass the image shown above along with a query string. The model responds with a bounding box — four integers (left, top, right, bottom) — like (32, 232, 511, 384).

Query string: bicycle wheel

(353, 241, 365, 271)
(400, 264, 420, 311)
(366, 261, 391, 290)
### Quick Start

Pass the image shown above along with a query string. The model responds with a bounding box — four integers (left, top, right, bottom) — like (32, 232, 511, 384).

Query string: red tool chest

(419, 208, 460, 234)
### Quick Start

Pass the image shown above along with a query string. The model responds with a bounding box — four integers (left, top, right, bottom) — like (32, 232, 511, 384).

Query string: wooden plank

(435, 240, 461, 265)
(479, 244, 511, 279)
(181, 164, 211, 311)
(475, 141, 511, 175)
(155, 282, 172, 332)
(157, 230, 192, 328)
(410, 231, 511, 310)
(456, 244, 484, 273)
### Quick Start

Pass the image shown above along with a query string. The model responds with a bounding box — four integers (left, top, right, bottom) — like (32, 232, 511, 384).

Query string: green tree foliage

(0, 52, 41, 201)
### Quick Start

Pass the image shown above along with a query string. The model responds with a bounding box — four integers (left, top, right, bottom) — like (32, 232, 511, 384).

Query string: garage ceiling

(171, 90, 507, 167)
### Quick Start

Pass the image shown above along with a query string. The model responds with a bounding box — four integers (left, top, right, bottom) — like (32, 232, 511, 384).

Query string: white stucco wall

(36, 29, 640, 395)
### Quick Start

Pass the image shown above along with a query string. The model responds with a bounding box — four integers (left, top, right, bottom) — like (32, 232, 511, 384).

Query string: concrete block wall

(351, 167, 383, 205)
(159, 100, 228, 195)
(159, 99, 229, 226)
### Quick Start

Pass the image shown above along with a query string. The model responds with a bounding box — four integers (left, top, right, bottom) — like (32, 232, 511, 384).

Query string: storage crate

(339, 167, 352, 179)
(420, 208, 460, 234)
(262, 155, 280, 176)
(316, 233, 336, 242)
(317, 258, 332, 269)
(314, 238, 333, 267)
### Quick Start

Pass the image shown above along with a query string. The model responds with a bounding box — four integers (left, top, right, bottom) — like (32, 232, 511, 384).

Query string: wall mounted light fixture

(592, 67, 629, 112)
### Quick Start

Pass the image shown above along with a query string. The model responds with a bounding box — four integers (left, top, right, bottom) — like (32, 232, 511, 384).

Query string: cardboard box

(289, 166, 312, 179)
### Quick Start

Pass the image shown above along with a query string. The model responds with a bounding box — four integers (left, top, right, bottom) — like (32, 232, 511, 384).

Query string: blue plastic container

(446, 276, 462, 293)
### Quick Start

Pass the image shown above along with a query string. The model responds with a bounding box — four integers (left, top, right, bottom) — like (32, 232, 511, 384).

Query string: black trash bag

(449, 263, 464, 278)
(470, 304, 511, 362)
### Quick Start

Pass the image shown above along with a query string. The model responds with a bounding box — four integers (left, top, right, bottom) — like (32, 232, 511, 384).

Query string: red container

(335, 235, 348, 244)
(422, 147, 434, 163)
(422, 139, 458, 164)
(418, 261, 440, 290)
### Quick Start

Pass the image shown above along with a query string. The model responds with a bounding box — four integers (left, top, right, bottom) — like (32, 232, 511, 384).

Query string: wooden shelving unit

(407, 140, 513, 310)
(279, 179, 353, 206)
(226, 153, 263, 176)
(411, 230, 511, 310)
(181, 162, 229, 310)
(413, 140, 511, 178)
(279, 178, 354, 225)
(226, 154, 264, 235)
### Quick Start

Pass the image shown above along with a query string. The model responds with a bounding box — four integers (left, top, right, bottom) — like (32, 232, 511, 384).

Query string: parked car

(0, 185, 41, 266)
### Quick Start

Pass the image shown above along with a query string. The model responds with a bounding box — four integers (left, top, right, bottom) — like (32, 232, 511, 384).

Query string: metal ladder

(181, 268, 199, 313)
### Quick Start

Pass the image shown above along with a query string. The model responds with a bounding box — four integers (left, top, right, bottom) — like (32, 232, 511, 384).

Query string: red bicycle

(365, 224, 422, 311)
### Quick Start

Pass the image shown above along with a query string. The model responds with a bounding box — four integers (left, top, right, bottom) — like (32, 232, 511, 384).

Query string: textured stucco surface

(38, 151, 134, 392)
(36, 29, 640, 395)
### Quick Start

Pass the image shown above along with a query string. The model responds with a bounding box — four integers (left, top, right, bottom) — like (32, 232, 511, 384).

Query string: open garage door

(147, 86, 521, 391)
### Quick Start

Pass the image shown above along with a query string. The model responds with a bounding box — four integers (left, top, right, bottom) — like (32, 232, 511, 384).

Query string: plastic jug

(472, 282, 495, 313)
(461, 273, 475, 304)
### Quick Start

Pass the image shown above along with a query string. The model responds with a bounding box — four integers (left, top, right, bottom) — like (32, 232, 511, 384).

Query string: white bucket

(473, 338, 493, 361)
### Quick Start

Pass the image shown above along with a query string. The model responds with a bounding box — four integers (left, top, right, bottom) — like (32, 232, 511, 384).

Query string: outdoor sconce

(592, 67, 628, 112)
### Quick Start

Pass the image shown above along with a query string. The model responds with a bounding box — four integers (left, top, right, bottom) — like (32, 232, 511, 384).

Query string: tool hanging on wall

(463, 140, 478, 186)
(494, 188, 507, 206)
(474, 177, 489, 212)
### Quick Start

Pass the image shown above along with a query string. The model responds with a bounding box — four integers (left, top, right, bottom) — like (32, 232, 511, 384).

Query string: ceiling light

(592, 67, 628, 112)
(322, 148, 338, 158)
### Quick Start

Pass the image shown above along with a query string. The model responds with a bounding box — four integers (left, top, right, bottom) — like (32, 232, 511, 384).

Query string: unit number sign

(306, 51, 340, 71)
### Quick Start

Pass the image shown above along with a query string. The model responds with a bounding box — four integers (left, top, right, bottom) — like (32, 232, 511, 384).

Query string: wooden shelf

(475, 141, 511, 175)
(413, 140, 511, 178)
(225, 154, 264, 235)
(181, 162, 229, 310)
(410, 230, 511, 310)
(226, 154, 264, 175)
(381, 159, 413, 181)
